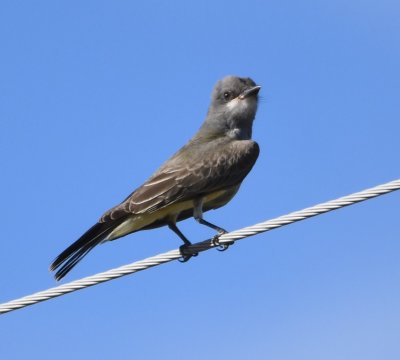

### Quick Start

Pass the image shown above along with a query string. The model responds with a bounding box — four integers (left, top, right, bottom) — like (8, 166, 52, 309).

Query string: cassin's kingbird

(50, 76, 261, 280)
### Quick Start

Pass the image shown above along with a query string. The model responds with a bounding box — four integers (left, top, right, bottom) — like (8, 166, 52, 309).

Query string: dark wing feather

(101, 139, 259, 222)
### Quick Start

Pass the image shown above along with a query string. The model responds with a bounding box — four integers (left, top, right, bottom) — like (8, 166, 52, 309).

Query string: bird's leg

(168, 223, 198, 262)
(193, 198, 233, 251)
(197, 218, 227, 234)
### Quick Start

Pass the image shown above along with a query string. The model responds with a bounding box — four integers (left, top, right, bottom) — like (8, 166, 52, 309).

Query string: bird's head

(201, 76, 261, 140)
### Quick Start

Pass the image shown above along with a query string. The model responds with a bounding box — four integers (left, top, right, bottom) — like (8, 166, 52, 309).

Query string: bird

(50, 75, 261, 280)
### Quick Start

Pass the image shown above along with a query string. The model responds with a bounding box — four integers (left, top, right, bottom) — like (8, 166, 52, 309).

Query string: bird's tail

(50, 219, 125, 281)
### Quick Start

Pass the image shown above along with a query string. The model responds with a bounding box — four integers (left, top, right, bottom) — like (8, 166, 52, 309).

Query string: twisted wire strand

(0, 179, 399, 315)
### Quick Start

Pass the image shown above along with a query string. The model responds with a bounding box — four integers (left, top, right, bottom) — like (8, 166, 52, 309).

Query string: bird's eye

(223, 91, 232, 100)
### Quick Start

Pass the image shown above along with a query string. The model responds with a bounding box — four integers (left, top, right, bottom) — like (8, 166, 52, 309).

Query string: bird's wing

(101, 140, 259, 222)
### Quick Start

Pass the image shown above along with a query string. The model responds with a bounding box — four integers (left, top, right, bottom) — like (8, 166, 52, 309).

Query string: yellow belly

(106, 187, 238, 241)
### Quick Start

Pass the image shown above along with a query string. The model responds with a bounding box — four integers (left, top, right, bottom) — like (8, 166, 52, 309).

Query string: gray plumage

(50, 76, 261, 280)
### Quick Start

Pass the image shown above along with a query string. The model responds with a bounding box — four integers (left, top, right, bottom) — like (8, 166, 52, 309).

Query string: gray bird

(50, 76, 261, 280)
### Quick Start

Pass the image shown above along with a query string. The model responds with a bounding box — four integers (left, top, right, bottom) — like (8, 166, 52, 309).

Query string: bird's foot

(178, 244, 198, 262)
(212, 231, 234, 252)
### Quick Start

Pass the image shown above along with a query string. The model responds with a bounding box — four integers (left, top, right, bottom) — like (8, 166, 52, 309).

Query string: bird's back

(101, 137, 259, 222)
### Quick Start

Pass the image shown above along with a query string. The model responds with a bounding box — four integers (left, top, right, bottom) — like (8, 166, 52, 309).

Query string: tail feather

(50, 219, 124, 281)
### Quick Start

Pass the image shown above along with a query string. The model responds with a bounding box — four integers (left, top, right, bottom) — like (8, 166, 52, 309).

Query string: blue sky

(1, 1, 399, 359)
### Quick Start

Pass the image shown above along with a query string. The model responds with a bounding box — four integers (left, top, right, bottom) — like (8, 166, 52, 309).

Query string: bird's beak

(239, 85, 261, 100)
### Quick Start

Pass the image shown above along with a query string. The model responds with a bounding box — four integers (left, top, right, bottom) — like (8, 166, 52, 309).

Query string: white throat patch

(226, 97, 246, 111)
